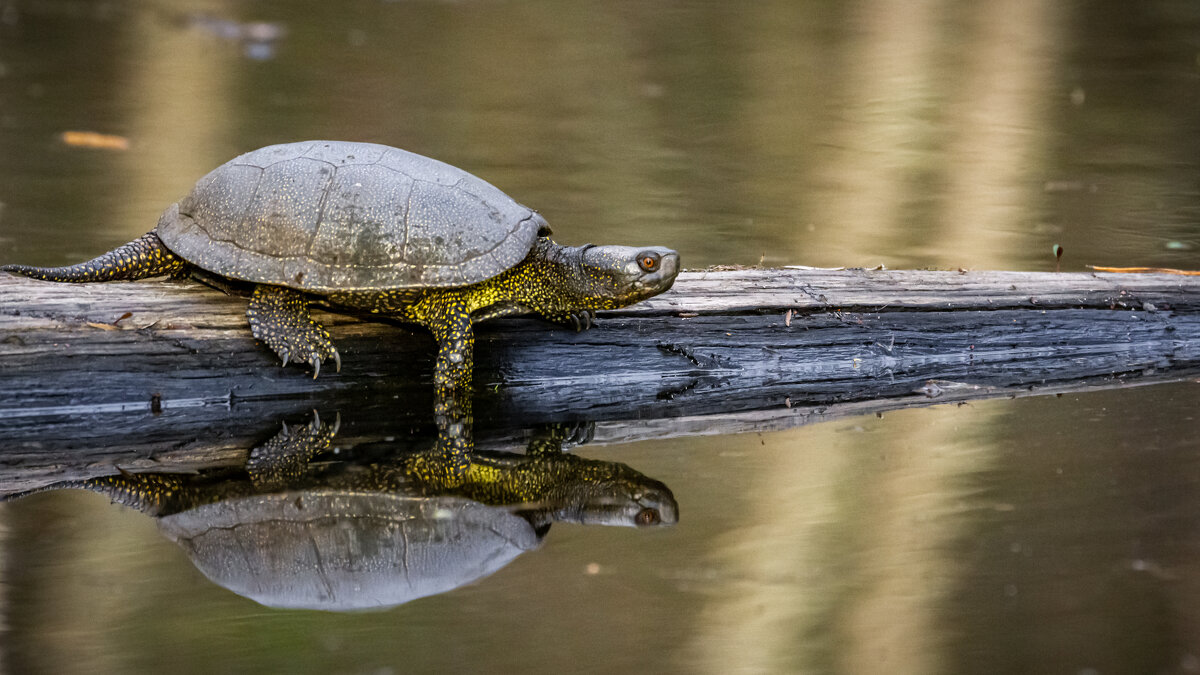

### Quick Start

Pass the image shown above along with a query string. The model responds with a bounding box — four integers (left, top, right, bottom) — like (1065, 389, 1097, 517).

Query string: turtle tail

(1, 231, 186, 282)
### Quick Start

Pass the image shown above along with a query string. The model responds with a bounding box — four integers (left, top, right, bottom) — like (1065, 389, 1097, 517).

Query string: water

(0, 1, 1198, 673)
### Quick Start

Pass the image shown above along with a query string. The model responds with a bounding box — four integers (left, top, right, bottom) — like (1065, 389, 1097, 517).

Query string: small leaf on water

(60, 131, 130, 151)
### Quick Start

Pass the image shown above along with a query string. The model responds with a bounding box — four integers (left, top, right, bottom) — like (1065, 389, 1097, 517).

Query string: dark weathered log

(0, 265, 1197, 490)
(2, 268, 1196, 410)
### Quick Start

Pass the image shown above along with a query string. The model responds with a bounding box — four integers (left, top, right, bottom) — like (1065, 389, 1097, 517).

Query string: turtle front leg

(246, 285, 341, 378)
(247, 410, 340, 490)
(427, 307, 475, 395)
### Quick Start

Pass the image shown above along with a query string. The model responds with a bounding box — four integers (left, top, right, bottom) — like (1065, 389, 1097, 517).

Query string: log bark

(0, 266, 1197, 487)
(2, 267, 1196, 415)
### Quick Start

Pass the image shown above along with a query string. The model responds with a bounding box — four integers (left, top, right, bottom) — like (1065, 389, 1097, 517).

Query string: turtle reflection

(3, 413, 677, 611)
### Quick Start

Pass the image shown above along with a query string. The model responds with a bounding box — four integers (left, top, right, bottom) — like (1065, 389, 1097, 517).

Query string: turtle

(0, 412, 678, 611)
(1, 141, 680, 390)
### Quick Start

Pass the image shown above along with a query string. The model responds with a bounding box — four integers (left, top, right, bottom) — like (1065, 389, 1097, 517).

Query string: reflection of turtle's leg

(247, 285, 341, 378)
(1, 231, 186, 282)
(247, 410, 340, 490)
(526, 422, 596, 457)
(423, 384, 473, 483)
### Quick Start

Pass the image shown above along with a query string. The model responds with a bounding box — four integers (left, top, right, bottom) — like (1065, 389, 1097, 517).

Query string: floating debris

(60, 131, 130, 151)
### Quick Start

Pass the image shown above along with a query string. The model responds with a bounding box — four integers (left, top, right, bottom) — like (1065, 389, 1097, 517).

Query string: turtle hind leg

(1, 231, 186, 282)
(247, 284, 341, 377)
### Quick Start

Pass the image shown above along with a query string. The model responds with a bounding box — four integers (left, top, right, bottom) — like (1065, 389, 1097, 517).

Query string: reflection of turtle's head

(546, 474, 679, 529)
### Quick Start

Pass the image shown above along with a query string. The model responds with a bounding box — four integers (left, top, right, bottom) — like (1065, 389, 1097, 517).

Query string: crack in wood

(657, 378, 699, 401)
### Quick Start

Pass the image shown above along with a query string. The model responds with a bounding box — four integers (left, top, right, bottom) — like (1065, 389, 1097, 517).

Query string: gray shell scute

(403, 181, 514, 282)
(231, 141, 316, 169)
(302, 141, 389, 167)
(309, 163, 413, 269)
(179, 163, 262, 229)
(377, 146, 463, 185)
(156, 140, 541, 291)
(238, 157, 334, 258)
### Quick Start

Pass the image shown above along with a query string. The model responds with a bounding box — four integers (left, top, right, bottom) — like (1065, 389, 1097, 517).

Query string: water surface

(0, 1, 1198, 673)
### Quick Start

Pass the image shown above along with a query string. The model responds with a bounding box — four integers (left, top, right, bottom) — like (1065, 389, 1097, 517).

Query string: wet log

(1, 267, 1197, 418)
(0, 267, 1198, 489)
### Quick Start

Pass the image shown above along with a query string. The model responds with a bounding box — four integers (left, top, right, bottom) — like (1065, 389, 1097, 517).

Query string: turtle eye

(635, 508, 661, 526)
(638, 252, 660, 272)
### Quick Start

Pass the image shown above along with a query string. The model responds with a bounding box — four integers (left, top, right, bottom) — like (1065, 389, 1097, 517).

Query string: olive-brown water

(0, 1, 1198, 673)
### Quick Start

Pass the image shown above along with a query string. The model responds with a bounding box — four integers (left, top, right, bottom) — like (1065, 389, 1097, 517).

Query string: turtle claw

(272, 340, 336, 379)
(563, 420, 596, 448)
(566, 309, 596, 332)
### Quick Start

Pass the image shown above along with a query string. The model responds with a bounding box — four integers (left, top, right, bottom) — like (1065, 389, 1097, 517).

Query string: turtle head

(554, 475, 679, 528)
(521, 469, 679, 529)
(547, 241, 680, 311)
